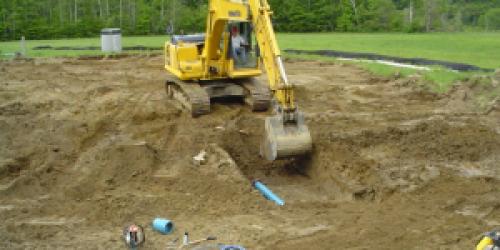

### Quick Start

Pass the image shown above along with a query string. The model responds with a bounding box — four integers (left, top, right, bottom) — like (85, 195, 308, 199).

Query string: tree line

(272, 0, 500, 32)
(1, 0, 500, 41)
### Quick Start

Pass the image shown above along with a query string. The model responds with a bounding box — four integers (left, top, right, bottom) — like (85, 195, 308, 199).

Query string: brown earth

(0, 56, 499, 249)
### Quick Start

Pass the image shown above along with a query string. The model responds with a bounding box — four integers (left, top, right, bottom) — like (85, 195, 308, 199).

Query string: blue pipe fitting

(152, 218, 174, 234)
(220, 245, 246, 250)
(252, 180, 285, 206)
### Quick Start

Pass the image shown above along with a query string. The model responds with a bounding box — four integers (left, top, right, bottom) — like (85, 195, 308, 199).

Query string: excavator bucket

(261, 112, 312, 161)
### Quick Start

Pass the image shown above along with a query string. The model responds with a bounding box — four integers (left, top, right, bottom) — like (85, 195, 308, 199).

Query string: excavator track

(165, 76, 210, 117)
(241, 78, 271, 112)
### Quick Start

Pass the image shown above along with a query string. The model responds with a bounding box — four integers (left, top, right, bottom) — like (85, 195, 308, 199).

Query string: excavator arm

(247, 0, 312, 160)
(248, 0, 294, 111)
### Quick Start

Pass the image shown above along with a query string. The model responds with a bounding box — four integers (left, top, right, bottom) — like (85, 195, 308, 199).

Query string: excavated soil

(0, 56, 499, 249)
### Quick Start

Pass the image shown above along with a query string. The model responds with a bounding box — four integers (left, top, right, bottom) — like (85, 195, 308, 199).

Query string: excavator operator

(231, 26, 248, 64)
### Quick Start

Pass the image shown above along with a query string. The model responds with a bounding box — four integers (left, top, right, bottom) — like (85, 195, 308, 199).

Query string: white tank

(101, 28, 122, 53)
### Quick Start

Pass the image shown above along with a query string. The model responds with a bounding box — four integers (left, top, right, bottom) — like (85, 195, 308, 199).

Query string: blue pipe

(252, 180, 285, 206)
(220, 245, 246, 250)
(152, 218, 174, 234)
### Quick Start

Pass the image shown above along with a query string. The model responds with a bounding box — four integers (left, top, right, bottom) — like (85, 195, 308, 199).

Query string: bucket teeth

(261, 112, 312, 161)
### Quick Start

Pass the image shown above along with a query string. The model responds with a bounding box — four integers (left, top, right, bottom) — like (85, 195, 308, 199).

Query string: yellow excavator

(164, 0, 312, 161)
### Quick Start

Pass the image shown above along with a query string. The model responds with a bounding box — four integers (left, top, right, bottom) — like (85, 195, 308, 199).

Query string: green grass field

(280, 32, 499, 92)
(0, 36, 169, 57)
(1, 33, 498, 92)
(279, 32, 500, 69)
(1, 33, 499, 68)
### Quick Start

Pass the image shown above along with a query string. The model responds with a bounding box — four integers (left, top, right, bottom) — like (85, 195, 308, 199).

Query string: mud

(0, 56, 499, 249)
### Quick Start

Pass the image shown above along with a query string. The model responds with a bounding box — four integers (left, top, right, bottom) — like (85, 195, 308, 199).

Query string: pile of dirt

(444, 75, 500, 115)
(0, 56, 499, 249)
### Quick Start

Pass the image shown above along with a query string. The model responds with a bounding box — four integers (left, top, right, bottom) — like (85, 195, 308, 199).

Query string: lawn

(1, 33, 498, 92)
(278, 32, 500, 69)
(1, 33, 499, 69)
(0, 36, 169, 57)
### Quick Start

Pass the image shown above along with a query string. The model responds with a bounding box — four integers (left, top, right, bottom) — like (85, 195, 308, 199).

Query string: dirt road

(0, 56, 499, 249)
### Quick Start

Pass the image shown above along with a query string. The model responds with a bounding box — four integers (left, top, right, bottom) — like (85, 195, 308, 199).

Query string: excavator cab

(227, 22, 258, 69)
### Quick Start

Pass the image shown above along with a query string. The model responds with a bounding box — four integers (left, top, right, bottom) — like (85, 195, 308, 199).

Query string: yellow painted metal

(476, 236, 494, 250)
(164, 0, 312, 160)
(202, 0, 249, 66)
(248, 0, 295, 110)
(165, 44, 203, 81)
(165, 0, 295, 109)
(228, 69, 261, 78)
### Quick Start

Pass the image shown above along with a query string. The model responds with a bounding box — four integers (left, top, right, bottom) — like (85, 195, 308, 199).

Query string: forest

(1, 0, 500, 41)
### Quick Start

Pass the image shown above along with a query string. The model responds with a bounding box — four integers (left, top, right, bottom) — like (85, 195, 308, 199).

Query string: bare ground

(0, 56, 499, 249)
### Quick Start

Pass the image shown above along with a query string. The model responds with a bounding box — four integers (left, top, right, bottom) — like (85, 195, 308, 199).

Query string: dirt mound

(308, 119, 500, 198)
(348, 120, 499, 161)
(0, 56, 499, 249)
(68, 138, 159, 199)
(444, 75, 500, 115)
